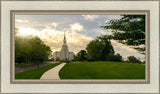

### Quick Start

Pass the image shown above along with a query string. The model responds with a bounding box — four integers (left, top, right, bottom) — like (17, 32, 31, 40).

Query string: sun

(17, 27, 37, 36)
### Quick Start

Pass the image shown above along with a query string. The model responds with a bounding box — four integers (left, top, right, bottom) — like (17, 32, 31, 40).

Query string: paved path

(40, 63, 66, 80)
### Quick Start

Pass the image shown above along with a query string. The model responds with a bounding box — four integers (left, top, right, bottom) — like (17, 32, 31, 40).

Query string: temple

(53, 32, 74, 61)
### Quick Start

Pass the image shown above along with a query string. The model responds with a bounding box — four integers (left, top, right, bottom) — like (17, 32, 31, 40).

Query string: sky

(15, 15, 145, 60)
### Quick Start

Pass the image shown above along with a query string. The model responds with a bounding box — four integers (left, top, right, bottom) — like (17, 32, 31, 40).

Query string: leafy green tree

(86, 35, 114, 61)
(97, 35, 114, 60)
(86, 39, 104, 61)
(74, 50, 87, 61)
(15, 30, 52, 67)
(101, 15, 145, 46)
(15, 37, 24, 63)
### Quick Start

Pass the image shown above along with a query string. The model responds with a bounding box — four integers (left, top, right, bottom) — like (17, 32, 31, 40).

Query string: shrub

(65, 60, 71, 63)
(56, 57, 60, 61)
(127, 56, 141, 64)
(59, 60, 71, 63)
(106, 53, 122, 62)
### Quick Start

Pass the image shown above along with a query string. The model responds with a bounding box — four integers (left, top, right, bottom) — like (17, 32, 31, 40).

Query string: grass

(59, 61, 145, 79)
(15, 63, 61, 79)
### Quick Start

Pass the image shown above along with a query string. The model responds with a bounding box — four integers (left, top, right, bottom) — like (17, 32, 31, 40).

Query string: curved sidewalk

(40, 63, 66, 80)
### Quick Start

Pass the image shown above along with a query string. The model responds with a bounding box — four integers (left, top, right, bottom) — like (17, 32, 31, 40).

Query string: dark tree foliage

(97, 35, 114, 60)
(127, 56, 142, 64)
(106, 53, 122, 62)
(101, 15, 145, 46)
(86, 35, 114, 61)
(74, 50, 87, 61)
(86, 40, 104, 61)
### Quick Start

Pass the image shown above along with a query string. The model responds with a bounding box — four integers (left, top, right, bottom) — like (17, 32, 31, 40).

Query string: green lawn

(59, 61, 145, 79)
(15, 63, 61, 79)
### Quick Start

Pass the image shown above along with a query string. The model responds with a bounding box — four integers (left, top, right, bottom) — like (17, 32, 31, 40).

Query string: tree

(127, 56, 141, 64)
(106, 53, 122, 62)
(101, 15, 145, 46)
(74, 50, 87, 61)
(97, 35, 114, 60)
(86, 39, 104, 61)
(86, 35, 114, 61)
(15, 35, 52, 66)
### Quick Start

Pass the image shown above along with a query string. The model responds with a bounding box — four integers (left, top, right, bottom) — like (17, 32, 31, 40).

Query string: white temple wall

(53, 51, 61, 61)
(69, 52, 74, 61)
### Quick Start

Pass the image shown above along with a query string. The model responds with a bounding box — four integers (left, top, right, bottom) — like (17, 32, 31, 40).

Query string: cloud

(44, 22, 58, 29)
(96, 30, 107, 35)
(16, 27, 93, 54)
(111, 40, 145, 60)
(67, 33, 93, 53)
(31, 26, 46, 31)
(52, 22, 58, 28)
(70, 23, 84, 32)
(82, 15, 99, 21)
(90, 29, 113, 38)
(39, 29, 93, 53)
(96, 30, 113, 35)
(16, 19, 28, 23)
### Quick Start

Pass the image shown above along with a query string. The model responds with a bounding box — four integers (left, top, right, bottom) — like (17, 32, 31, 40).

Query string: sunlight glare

(18, 27, 37, 36)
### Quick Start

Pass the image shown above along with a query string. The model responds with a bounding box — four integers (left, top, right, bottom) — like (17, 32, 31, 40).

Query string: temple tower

(53, 31, 74, 61)
(60, 32, 69, 60)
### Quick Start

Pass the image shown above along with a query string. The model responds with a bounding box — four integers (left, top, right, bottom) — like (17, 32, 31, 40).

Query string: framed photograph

(1, 0, 159, 94)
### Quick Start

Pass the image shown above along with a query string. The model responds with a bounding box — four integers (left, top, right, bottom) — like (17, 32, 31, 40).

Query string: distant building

(53, 32, 74, 61)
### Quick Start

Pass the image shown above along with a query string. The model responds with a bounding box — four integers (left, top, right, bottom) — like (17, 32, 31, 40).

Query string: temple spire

(63, 31, 66, 44)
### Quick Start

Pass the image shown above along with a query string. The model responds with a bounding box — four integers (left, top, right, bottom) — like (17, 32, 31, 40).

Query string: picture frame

(0, 0, 159, 94)
(11, 10, 150, 84)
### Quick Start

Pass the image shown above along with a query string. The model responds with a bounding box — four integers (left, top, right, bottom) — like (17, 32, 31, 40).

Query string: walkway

(40, 63, 66, 80)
